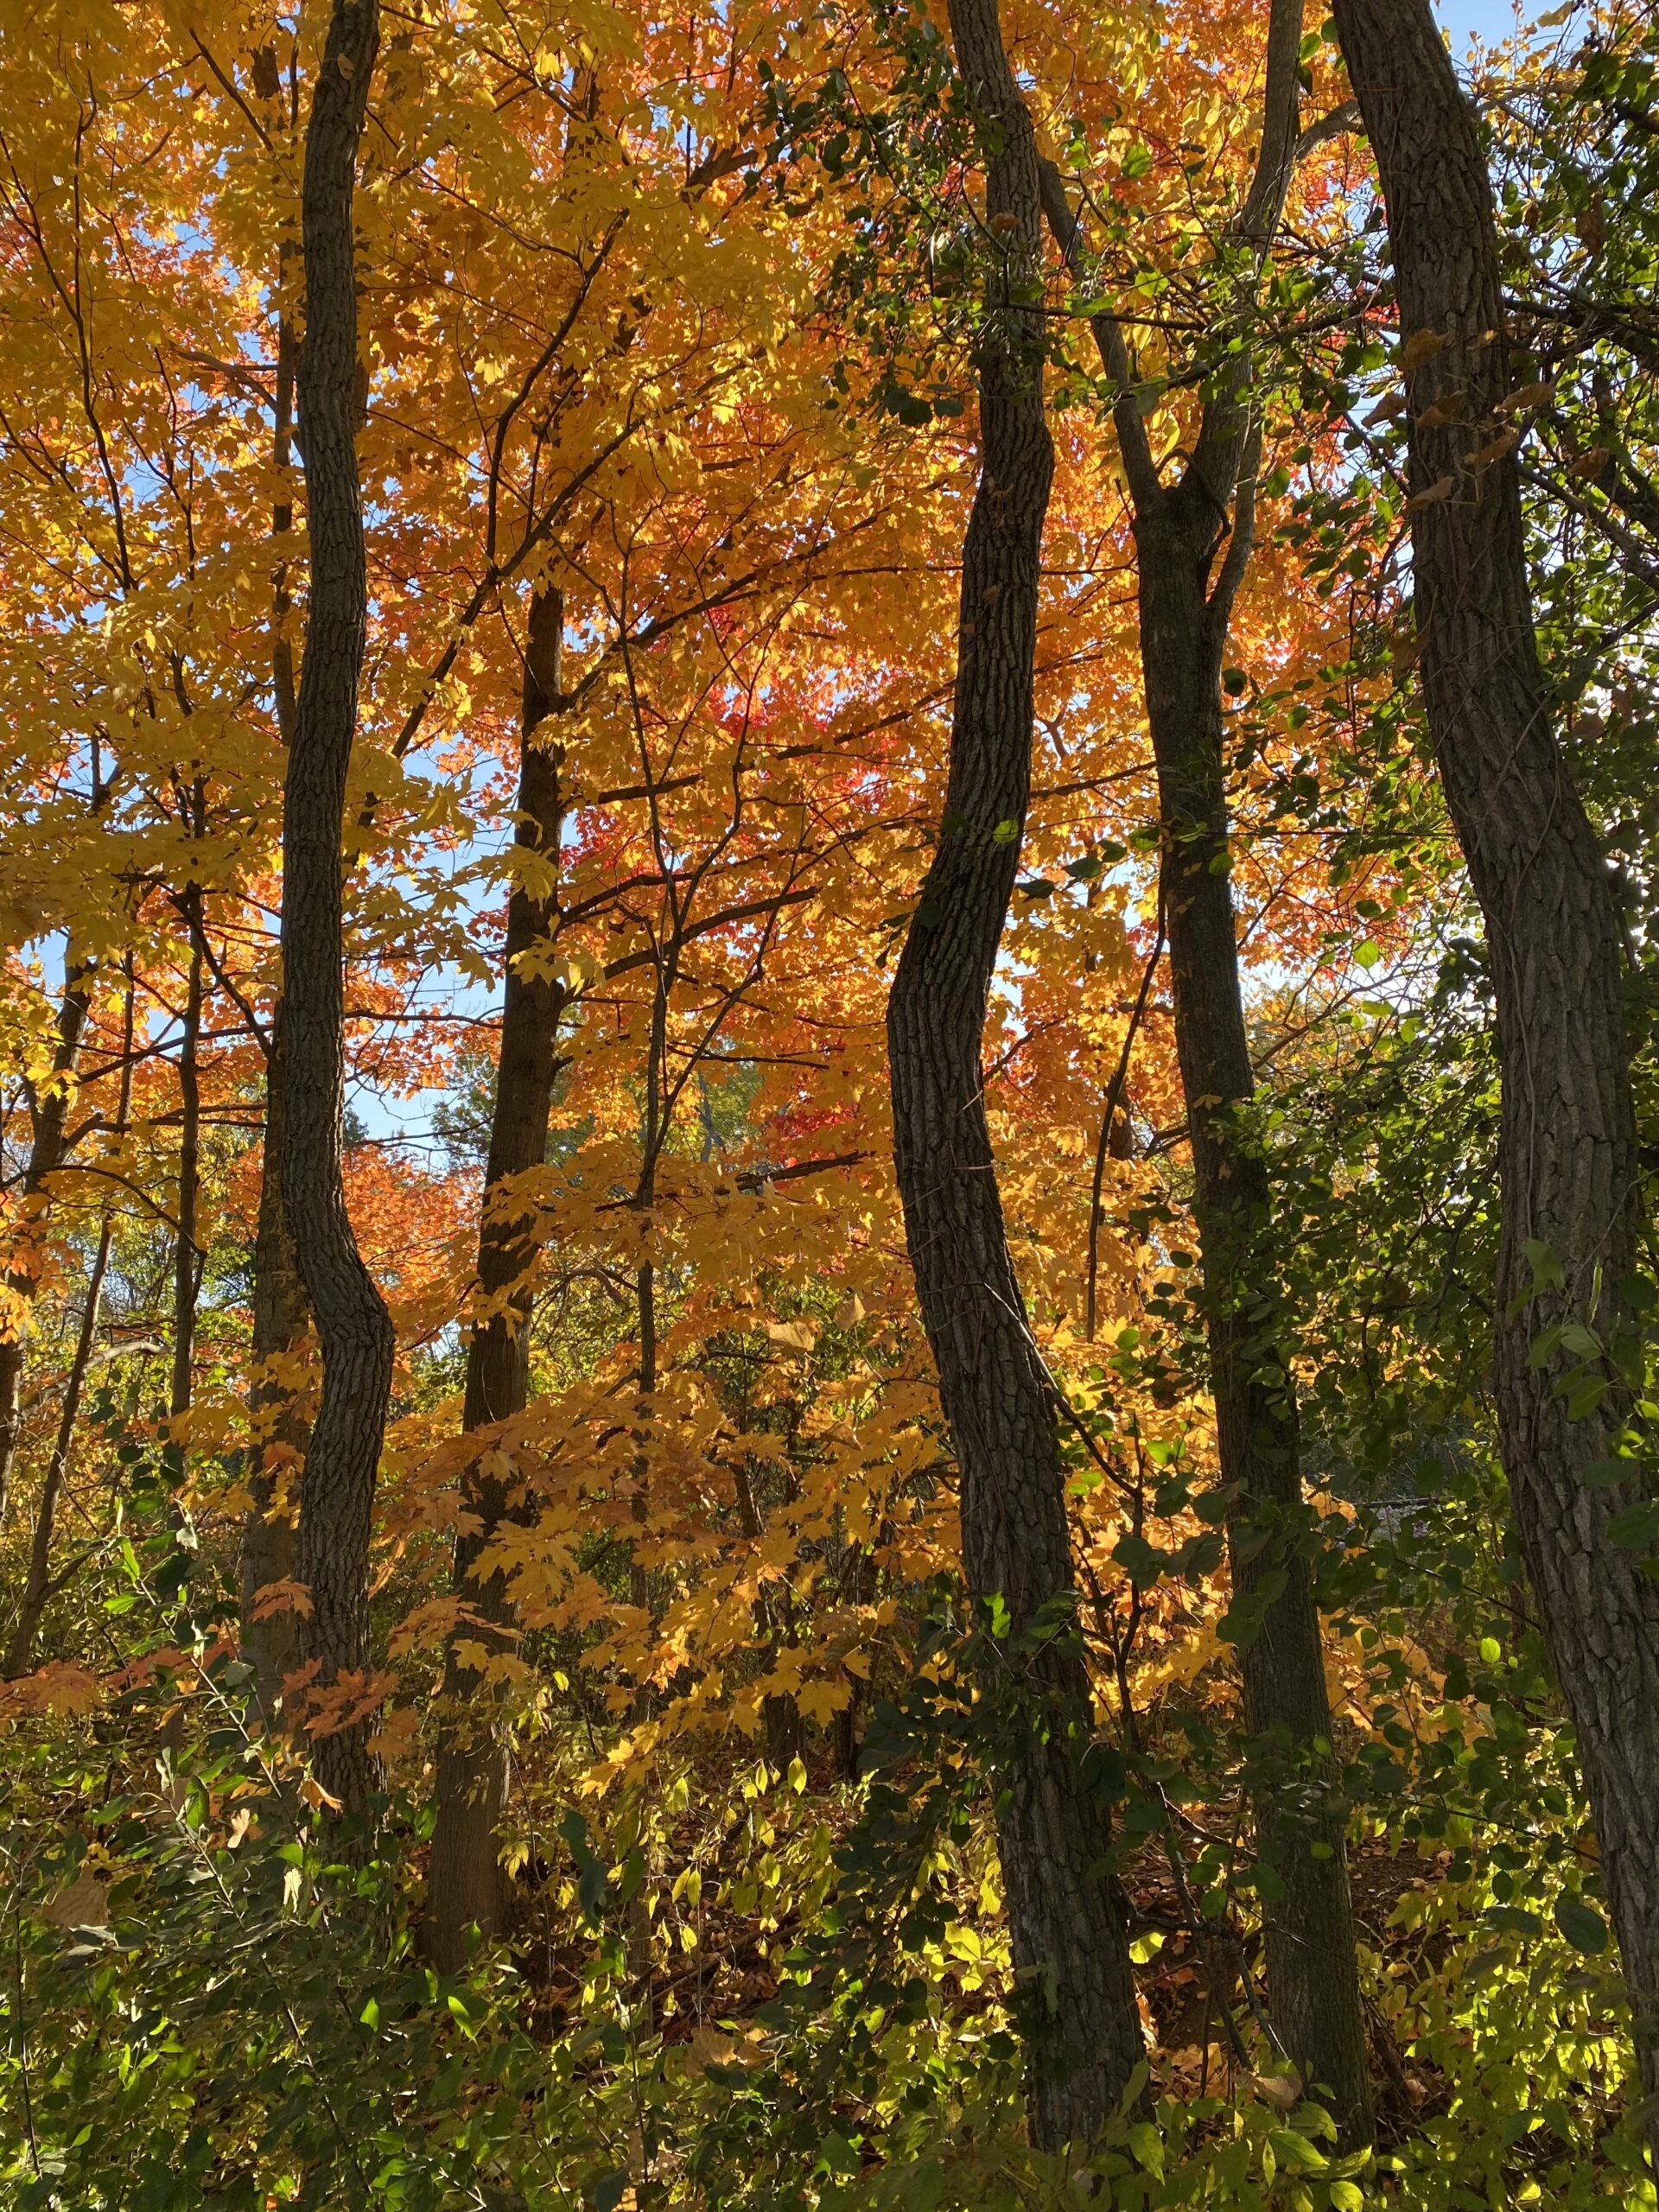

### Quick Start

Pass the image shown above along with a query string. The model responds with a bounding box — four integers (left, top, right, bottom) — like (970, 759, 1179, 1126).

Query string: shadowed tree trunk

(886, 0, 1143, 2151)
(0, 968, 95, 1530)
(280, 0, 395, 1820)
(1032, 6, 1373, 2142)
(425, 584, 569, 1968)
(241, 226, 310, 1719)
(170, 886, 204, 1432)
(1133, 489, 1370, 2138)
(1334, 0, 1659, 2155)
(1038, 0, 1372, 2141)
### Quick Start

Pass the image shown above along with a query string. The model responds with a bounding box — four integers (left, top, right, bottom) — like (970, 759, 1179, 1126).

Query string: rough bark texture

(1334, 0, 1659, 2148)
(425, 586, 568, 1967)
(281, 0, 394, 1819)
(886, 0, 1143, 2150)
(0, 969, 93, 1529)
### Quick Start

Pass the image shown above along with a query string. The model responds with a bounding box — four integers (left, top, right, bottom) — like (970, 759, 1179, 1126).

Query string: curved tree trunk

(425, 585, 569, 1968)
(886, 0, 1143, 2151)
(281, 0, 395, 1821)
(1334, 0, 1659, 2155)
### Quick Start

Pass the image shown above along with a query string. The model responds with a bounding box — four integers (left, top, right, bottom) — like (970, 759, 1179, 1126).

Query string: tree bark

(0, 969, 95, 1529)
(280, 0, 394, 1820)
(1040, 0, 1373, 2138)
(886, 0, 1143, 2151)
(1135, 499, 1371, 2140)
(425, 585, 569, 1967)
(1333, 0, 1659, 2153)
(240, 221, 311, 1719)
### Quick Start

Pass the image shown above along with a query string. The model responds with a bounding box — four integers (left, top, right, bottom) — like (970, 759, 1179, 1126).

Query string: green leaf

(1269, 2126, 1328, 2172)
(1126, 2120, 1165, 2176)
(1484, 1904, 1543, 1938)
(1554, 1893, 1611, 1954)
(1330, 2184, 1364, 2210)
(1607, 1501, 1659, 1553)
(1581, 1458, 1633, 1488)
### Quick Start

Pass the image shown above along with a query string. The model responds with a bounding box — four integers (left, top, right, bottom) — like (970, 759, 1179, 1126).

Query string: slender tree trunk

(886, 0, 1143, 2150)
(170, 894, 204, 1429)
(1135, 504, 1371, 2139)
(241, 219, 311, 1717)
(1334, 0, 1659, 2153)
(7, 971, 134, 1676)
(1034, 0, 1374, 2136)
(0, 969, 94, 1528)
(425, 586, 569, 1967)
(4, 1221, 113, 1677)
(280, 0, 394, 1819)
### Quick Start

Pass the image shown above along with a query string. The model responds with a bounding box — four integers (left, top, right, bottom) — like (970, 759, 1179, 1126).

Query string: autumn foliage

(2, 0, 1658, 2204)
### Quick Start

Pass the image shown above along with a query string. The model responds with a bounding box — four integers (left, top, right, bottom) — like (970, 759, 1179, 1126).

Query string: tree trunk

(425, 585, 569, 1967)
(170, 893, 204, 1429)
(1136, 499, 1371, 2139)
(886, 0, 1143, 2150)
(0, 969, 94, 1529)
(1033, 0, 1374, 2135)
(240, 221, 310, 1719)
(280, 0, 394, 1821)
(4, 1219, 113, 1677)
(8, 971, 134, 1676)
(1334, 0, 1659, 2152)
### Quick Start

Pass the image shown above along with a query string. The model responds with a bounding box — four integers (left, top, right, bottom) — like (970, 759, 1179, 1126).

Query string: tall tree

(886, 0, 1143, 2151)
(1039, 0, 1373, 2139)
(1333, 0, 1659, 2158)
(426, 583, 568, 1967)
(279, 0, 395, 1817)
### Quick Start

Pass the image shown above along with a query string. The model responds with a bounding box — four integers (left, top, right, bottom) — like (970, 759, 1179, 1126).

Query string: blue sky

(1435, 0, 1540, 46)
